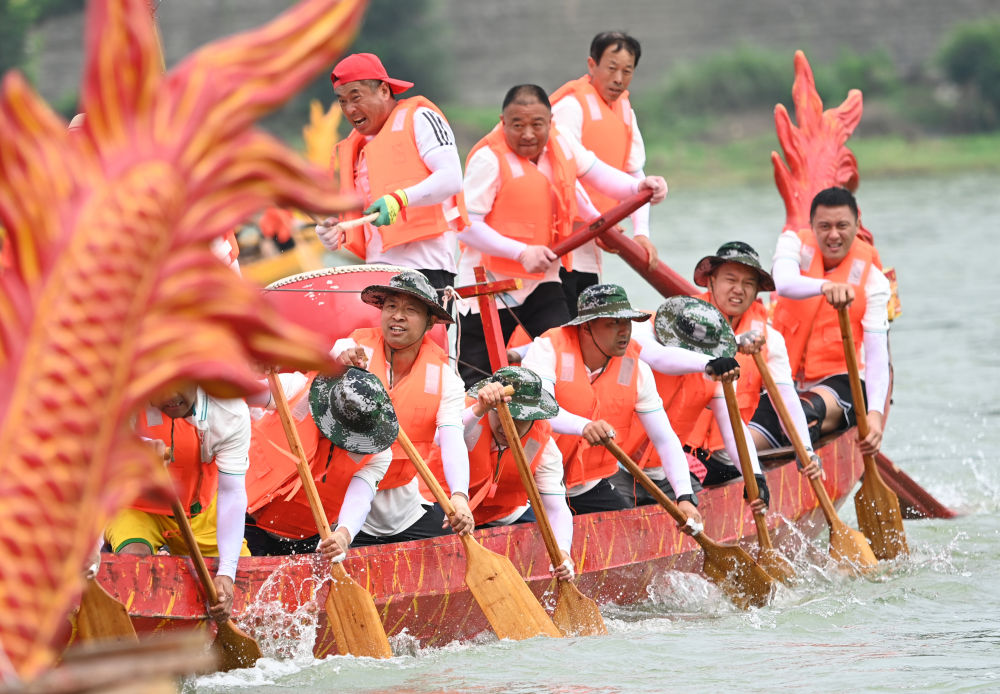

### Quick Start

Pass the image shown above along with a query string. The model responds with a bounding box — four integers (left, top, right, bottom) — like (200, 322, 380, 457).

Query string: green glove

(364, 188, 409, 226)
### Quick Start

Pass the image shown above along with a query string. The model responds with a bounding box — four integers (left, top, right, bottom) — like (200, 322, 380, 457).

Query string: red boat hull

(92, 433, 862, 655)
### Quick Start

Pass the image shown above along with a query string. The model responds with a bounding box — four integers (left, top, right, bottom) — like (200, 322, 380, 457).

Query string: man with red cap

(315, 53, 465, 290)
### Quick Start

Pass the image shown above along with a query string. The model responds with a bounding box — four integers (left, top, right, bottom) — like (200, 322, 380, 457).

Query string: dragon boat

(86, 264, 866, 657)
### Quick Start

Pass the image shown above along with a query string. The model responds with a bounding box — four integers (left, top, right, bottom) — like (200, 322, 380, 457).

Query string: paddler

(314, 53, 465, 290)
(550, 31, 659, 312)
(684, 242, 823, 484)
(433, 367, 576, 580)
(244, 368, 396, 560)
(456, 84, 668, 386)
(104, 385, 252, 622)
(614, 295, 770, 511)
(761, 187, 891, 456)
(333, 270, 476, 543)
(521, 284, 702, 525)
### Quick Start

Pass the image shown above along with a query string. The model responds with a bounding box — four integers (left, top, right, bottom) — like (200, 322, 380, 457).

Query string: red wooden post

(454, 266, 522, 373)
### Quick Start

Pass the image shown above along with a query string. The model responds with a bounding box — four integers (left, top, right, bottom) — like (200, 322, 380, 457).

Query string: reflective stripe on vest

(771, 230, 878, 384)
(334, 96, 466, 259)
(353, 327, 445, 489)
(461, 124, 578, 279)
(544, 326, 641, 487)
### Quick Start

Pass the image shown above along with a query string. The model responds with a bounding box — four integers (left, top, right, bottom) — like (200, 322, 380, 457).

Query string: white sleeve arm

(709, 397, 762, 475)
(215, 472, 247, 580)
(637, 341, 711, 375)
(439, 425, 470, 497)
(456, 215, 527, 259)
(863, 330, 890, 415)
(336, 476, 377, 541)
(461, 404, 483, 429)
(579, 157, 641, 202)
(541, 494, 574, 553)
(637, 409, 694, 497)
(403, 146, 463, 208)
(629, 168, 651, 236)
(772, 256, 827, 299)
(776, 383, 814, 452)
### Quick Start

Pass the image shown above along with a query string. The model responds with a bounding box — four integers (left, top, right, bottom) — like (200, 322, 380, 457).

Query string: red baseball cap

(331, 53, 413, 94)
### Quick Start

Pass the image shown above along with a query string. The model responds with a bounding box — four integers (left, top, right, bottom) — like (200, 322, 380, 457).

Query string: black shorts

(749, 374, 865, 449)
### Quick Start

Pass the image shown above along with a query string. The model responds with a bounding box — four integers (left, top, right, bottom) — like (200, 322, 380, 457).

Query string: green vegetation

(937, 17, 1000, 130)
(0, 0, 84, 76)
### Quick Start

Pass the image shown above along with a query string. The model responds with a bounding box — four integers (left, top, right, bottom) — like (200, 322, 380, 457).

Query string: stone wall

(24, 0, 1000, 108)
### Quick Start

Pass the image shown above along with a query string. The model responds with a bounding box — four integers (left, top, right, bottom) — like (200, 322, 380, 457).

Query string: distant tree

(1, 0, 85, 77)
(938, 17, 1000, 128)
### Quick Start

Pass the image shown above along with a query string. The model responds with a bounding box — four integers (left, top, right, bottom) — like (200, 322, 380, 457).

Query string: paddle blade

(463, 538, 562, 640)
(699, 538, 776, 609)
(213, 620, 263, 672)
(553, 580, 607, 637)
(324, 563, 392, 658)
(76, 580, 138, 644)
(854, 469, 909, 560)
(755, 548, 797, 586)
(829, 520, 879, 575)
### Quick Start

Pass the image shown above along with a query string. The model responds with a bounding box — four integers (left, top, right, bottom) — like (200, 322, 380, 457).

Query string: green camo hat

(469, 366, 558, 421)
(654, 296, 737, 359)
(309, 367, 399, 454)
(693, 241, 775, 291)
(564, 283, 651, 326)
(361, 270, 454, 324)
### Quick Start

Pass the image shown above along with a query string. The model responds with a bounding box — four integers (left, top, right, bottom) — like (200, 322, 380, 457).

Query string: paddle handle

(169, 496, 220, 606)
(496, 403, 565, 568)
(750, 352, 840, 524)
(267, 371, 331, 541)
(397, 426, 456, 518)
(306, 212, 379, 230)
(720, 380, 772, 550)
(837, 308, 883, 479)
(550, 189, 652, 257)
(604, 440, 696, 531)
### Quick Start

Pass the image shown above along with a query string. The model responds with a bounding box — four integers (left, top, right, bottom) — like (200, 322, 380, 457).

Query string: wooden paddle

(396, 426, 562, 640)
(720, 380, 796, 585)
(604, 440, 775, 609)
(495, 402, 607, 636)
(837, 308, 909, 560)
(751, 352, 878, 574)
(304, 211, 379, 229)
(266, 371, 393, 658)
(168, 497, 263, 671)
(550, 189, 653, 258)
(76, 578, 138, 644)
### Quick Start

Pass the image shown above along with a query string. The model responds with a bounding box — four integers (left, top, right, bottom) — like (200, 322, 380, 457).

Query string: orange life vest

(550, 75, 634, 214)
(771, 230, 880, 384)
(544, 326, 641, 487)
(687, 293, 769, 453)
(461, 124, 579, 279)
(334, 96, 465, 259)
(131, 404, 218, 517)
(465, 419, 552, 525)
(250, 439, 370, 540)
(246, 372, 321, 514)
(353, 327, 446, 489)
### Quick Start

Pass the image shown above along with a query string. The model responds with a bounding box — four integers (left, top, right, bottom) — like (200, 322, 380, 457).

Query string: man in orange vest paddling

(550, 31, 659, 312)
(333, 270, 476, 543)
(761, 187, 891, 456)
(522, 284, 702, 524)
(682, 242, 823, 484)
(315, 53, 465, 290)
(104, 387, 252, 622)
(448, 367, 576, 580)
(457, 84, 667, 386)
(245, 369, 396, 560)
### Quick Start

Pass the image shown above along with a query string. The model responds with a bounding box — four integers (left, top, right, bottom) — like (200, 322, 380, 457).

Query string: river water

(188, 173, 1000, 693)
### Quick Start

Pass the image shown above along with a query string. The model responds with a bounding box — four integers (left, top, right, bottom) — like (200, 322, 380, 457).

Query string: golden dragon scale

(0, 0, 367, 682)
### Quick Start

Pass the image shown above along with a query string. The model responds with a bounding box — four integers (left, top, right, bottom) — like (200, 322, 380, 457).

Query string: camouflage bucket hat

(361, 270, 454, 324)
(469, 366, 558, 421)
(309, 367, 399, 454)
(693, 241, 775, 291)
(654, 296, 737, 359)
(564, 283, 651, 326)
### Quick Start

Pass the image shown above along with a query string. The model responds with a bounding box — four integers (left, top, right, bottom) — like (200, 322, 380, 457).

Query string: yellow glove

(364, 188, 408, 226)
